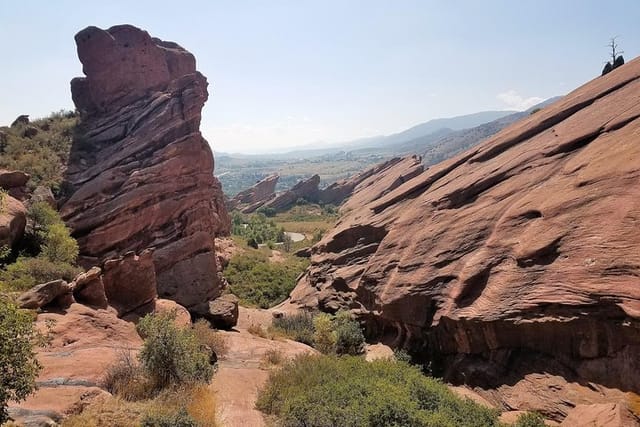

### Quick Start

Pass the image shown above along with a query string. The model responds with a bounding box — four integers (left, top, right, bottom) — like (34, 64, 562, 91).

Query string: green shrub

(140, 407, 199, 427)
(0, 257, 81, 291)
(40, 222, 78, 264)
(256, 355, 499, 427)
(333, 311, 365, 356)
(0, 111, 77, 191)
(513, 411, 546, 427)
(271, 312, 315, 345)
(312, 313, 337, 354)
(137, 313, 213, 390)
(0, 297, 42, 424)
(225, 251, 308, 308)
(0, 202, 81, 291)
(231, 212, 284, 245)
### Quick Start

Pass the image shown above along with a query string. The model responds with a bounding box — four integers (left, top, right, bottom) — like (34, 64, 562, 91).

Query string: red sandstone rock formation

(262, 174, 320, 212)
(60, 25, 230, 311)
(228, 174, 279, 213)
(284, 58, 640, 420)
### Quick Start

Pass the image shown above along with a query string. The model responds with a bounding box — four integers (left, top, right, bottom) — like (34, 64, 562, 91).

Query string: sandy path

(211, 307, 315, 427)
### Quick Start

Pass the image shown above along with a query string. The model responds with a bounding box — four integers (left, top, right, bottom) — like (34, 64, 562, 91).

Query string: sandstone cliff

(284, 58, 640, 417)
(60, 25, 229, 311)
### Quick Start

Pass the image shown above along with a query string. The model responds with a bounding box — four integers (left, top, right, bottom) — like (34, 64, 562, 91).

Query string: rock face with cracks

(284, 58, 640, 420)
(59, 25, 229, 311)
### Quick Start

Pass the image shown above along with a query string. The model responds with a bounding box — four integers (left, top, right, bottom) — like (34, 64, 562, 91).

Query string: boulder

(198, 294, 239, 329)
(71, 267, 108, 308)
(0, 169, 30, 190)
(60, 25, 229, 311)
(0, 193, 26, 247)
(17, 280, 71, 310)
(102, 249, 157, 317)
(11, 114, 29, 127)
(154, 298, 192, 328)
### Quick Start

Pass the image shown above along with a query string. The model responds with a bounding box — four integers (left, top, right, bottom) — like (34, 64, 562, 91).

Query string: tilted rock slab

(284, 57, 640, 412)
(60, 25, 229, 310)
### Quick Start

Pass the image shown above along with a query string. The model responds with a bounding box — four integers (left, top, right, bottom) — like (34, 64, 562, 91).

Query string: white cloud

(497, 90, 544, 111)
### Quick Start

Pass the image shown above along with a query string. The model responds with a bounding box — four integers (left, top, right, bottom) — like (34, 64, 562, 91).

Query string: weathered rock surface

(318, 156, 424, 207)
(561, 402, 639, 426)
(70, 266, 108, 309)
(17, 280, 72, 310)
(0, 168, 30, 190)
(60, 25, 229, 310)
(199, 293, 239, 329)
(8, 303, 142, 425)
(228, 174, 279, 213)
(153, 298, 192, 327)
(284, 57, 640, 420)
(0, 192, 27, 247)
(102, 249, 157, 317)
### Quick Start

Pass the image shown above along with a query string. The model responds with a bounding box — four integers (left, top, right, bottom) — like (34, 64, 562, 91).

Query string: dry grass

(247, 323, 268, 338)
(101, 350, 154, 401)
(63, 385, 219, 427)
(262, 348, 285, 367)
(193, 319, 229, 359)
(62, 396, 145, 427)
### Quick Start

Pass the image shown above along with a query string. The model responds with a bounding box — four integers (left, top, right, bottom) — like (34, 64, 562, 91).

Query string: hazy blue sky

(1, 1, 639, 153)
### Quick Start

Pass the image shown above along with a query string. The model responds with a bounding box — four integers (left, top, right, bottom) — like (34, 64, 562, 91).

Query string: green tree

(312, 313, 337, 354)
(40, 223, 78, 264)
(0, 298, 42, 423)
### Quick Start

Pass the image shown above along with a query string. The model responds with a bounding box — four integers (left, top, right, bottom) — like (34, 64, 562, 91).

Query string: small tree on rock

(602, 37, 625, 75)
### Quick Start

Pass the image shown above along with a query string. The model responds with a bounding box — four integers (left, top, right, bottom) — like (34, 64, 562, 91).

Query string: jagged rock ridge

(60, 25, 230, 311)
(284, 58, 640, 419)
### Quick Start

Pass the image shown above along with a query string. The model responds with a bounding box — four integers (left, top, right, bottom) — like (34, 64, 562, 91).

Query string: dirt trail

(211, 307, 315, 427)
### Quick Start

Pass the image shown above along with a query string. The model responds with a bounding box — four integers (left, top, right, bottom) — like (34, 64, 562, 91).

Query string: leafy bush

(312, 313, 337, 354)
(256, 355, 500, 427)
(271, 312, 315, 345)
(225, 251, 308, 308)
(0, 256, 81, 291)
(0, 297, 42, 424)
(333, 311, 365, 356)
(231, 212, 284, 245)
(0, 202, 81, 291)
(137, 313, 213, 390)
(513, 411, 546, 427)
(273, 311, 365, 355)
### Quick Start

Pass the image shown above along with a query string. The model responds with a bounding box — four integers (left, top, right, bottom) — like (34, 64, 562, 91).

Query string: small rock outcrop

(60, 25, 230, 311)
(17, 280, 72, 310)
(262, 174, 320, 212)
(0, 192, 26, 248)
(283, 57, 640, 420)
(102, 249, 157, 317)
(228, 174, 279, 213)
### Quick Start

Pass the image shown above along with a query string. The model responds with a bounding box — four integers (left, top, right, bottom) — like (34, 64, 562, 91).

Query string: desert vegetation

(0, 111, 77, 192)
(256, 354, 500, 427)
(0, 202, 80, 292)
(0, 297, 43, 424)
(225, 246, 309, 309)
(271, 311, 365, 355)
(86, 311, 222, 426)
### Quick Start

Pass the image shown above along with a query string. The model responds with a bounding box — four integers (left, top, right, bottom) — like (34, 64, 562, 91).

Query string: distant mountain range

(216, 97, 562, 195)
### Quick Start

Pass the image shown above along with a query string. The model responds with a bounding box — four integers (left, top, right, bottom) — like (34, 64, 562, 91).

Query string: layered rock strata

(60, 25, 229, 310)
(284, 58, 640, 418)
